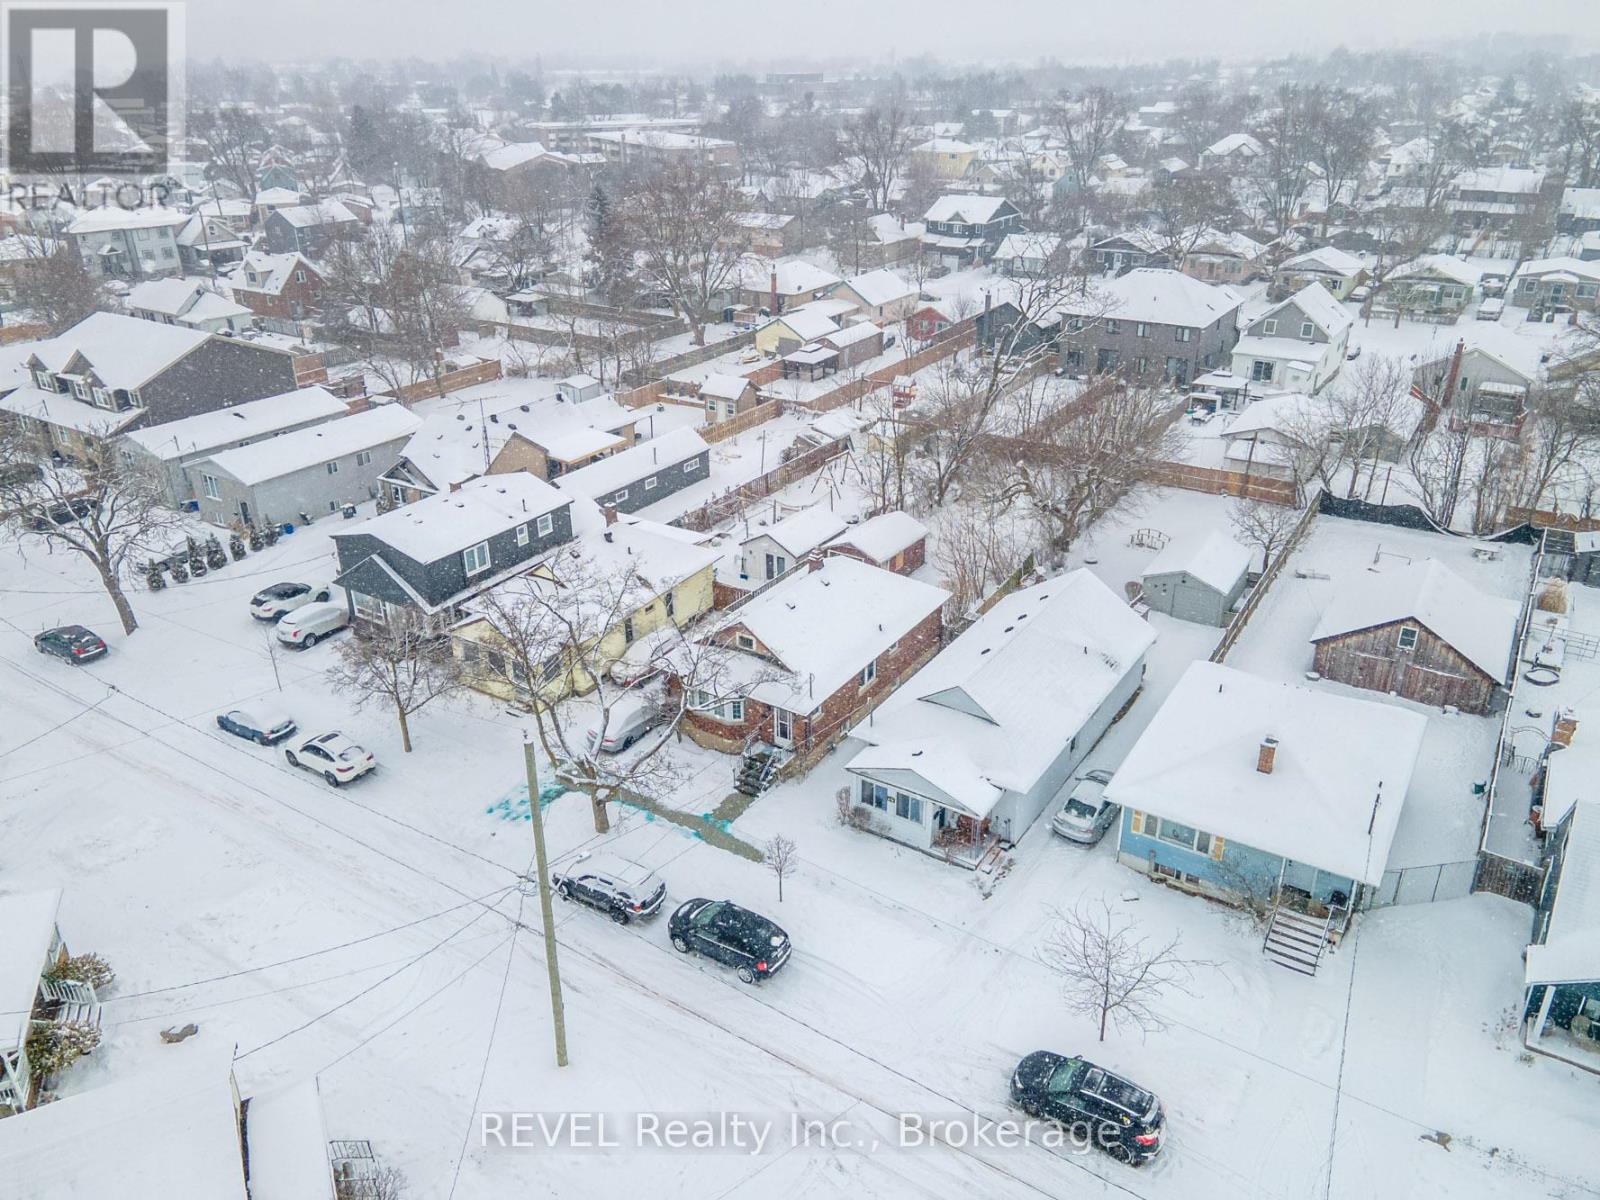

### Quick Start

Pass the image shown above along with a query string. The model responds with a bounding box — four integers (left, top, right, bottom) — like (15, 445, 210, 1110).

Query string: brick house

(229, 251, 326, 321)
(824, 510, 928, 575)
(673, 557, 949, 766)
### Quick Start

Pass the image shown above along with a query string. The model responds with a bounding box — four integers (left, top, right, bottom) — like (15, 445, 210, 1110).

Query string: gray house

(117, 385, 350, 505)
(187, 404, 421, 529)
(263, 201, 362, 257)
(1055, 268, 1241, 385)
(1140, 531, 1252, 626)
(332, 472, 574, 625)
(554, 427, 710, 516)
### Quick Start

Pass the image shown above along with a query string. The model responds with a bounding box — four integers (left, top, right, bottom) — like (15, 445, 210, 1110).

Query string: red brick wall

(825, 535, 927, 576)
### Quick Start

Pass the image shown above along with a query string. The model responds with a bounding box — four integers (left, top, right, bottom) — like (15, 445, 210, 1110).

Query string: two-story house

(66, 206, 190, 281)
(920, 195, 1023, 269)
(228, 251, 326, 322)
(1054, 267, 1242, 385)
(126, 278, 253, 334)
(262, 200, 361, 257)
(1448, 166, 1552, 235)
(1230, 282, 1355, 393)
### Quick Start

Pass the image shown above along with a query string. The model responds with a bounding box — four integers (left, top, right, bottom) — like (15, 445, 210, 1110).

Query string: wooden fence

(674, 437, 850, 533)
(381, 357, 502, 405)
(620, 330, 757, 388)
(1209, 494, 1322, 664)
(1150, 461, 1300, 506)
(1473, 852, 1546, 905)
(1505, 505, 1600, 532)
(704, 399, 783, 444)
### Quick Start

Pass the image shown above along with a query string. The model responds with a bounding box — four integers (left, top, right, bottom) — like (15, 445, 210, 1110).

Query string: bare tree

(1404, 418, 1474, 528)
(1048, 87, 1128, 198)
(12, 237, 107, 333)
(840, 99, 915, 213)
(1302, 86, 1377, 237)
(1324, 354, 1423, 498)
(327, 611, 464, 753)
(1039, 898, 1208, 1043)
(192, 107, 267, 198)
(623, 160, 747, 347)
(1145, 174, 1237, 269)
(932, 494, 1036, 615)
(764, 834, 797, 902)
(0, 422, 181, 635)
(1228, 499, 1301, 573)
(1250, 84, 1316, 235)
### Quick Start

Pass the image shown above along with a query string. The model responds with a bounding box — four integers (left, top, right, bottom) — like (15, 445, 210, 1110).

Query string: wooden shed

(1140, 532, 1252, 626)
(1309, 559, 1519, 714)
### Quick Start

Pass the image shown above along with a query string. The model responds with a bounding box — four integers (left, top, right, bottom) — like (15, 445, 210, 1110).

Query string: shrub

(49, 952, 114, 993)
(25, 1020, 101, 1078)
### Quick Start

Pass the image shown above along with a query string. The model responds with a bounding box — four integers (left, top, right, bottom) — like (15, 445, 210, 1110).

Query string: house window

(1299, 321, 1314, 339)
(1251, 360, 1275, 382)
(1155, 818, 1213, 856)
(540, 653, 564, 684)
(896, 792, 923, 823)
(201, 472, 220, 500)
(736, 633, 755, 650)
(1397, 625, 1419, 650)
(644, 476, 658, 491)
(1105, 319, 1121, 335)
(683, 458, 699, 473)
(1262, 319, 1278, 335)
(1136, 322, 1150, 338)
(463, 540, 491, 575)
(71, 379, 87, 400)
(352, 591, 386, 622)
(92, 387, 108, 407)
(664, 589, 676, 619)
(691, 688, 744, 722)
(356, 450, 373, 467)
(622, 617, 635, 644)
(535, 513, 553, 537)
(1175, 326, 1193, 343)
(326, 461, 339, 475)
(456, 638, 480, 666)
(515, 522, 529, 547)
(613, 487, 629, 502)
(858, 661, 877, 688)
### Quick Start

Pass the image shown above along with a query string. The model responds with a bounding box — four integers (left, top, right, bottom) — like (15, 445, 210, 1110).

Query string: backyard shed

(1140, 531, 1252, 626)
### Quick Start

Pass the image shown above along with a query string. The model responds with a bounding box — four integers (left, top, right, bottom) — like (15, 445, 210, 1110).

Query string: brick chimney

(1553, 713, 1579, 748)
(1256, 736, 1279, 775)
(770, 270, 779, 314)
(602, 503, 619, 526)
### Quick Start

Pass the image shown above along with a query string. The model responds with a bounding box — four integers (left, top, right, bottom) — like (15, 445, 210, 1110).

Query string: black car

(669, 898, 791, 984)
(1009, 1051, 1165, 1165)
(34, 625, 108, 664)
(553, 853, 667, 924)
(30, 496, 97, 530)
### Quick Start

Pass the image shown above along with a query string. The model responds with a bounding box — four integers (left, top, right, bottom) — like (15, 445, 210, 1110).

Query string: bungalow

(1140, 531, 1252, 625)
(736, 257, 841, 314)
(1230, 282, 1354, 393)
(753, 306, 840, 356)
(920, 194, 1022, 268)
(1182, 228, 1272, 285)
(1199, 133, 1265, 170)
(824, 510, 928, 575)
(740, 505, 848, 582)
(554, 427, 710, 516)
(1273, 246, 1367, 302)
(674, 556, 950, 773)
(332, 472, 574, 625)
(1510, 257, 1600, 313)
(186, 404, 421, 529)
(698, 372, 761, 422)
(1523, 799, 1600, 1068)
(1383, 255, 1481, 319)
(0, 890, 102, 1113)
(1309, 558, 1519, 714)
(846, 571, 1154, 859)
(994, 232, 1062, 277)
(827, 269, 918, 323)
(1558, 187, 1600, 235)
(126, 277, 252, 333)
(1110, 662, 1427, 969)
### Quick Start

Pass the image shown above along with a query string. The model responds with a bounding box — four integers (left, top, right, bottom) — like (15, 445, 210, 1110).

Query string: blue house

(1523, 798, 1600, 1068)
(1108, 662, 1427, 972)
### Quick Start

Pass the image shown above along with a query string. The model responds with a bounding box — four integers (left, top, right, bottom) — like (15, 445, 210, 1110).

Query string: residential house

(118, 385, 350, 506)
(1309, 558, 1519, 714)
(263, 200, 361, 257)
(1182, 228, 1272, 285)
(736, 258, 842, 314)
(175, 214, 248, 275)
(727, 212, 800, 257)
(587, 129, 738, 173)
(698, 373, 762, 422)
(554, 427, 711, 516)
(126, 278, 253, 334)
(187, 404, 421, 528)
(827, 269, 918, 323)
(0, 312, 313, 460)
(1110, 662, 1428, 934)
(1230, 282, 1355, 393)
(1090, 229, 1168, 276)
(1557, 187, 1600, 236)
(1412, 339, 1542, 431)
(0, 890, 102, 1113)
(846, 571, 1154, 857)
(1140, 531, 1252, 625)
(824, 511, 928, 575)
(753, 306, 841, 355)
(907, 304, 956, 343)
(674, 556, 950, 769)
(911, 138, 980, 180)
(920, 195, 1023, 268)
(1054, 267, 1242, 385)
(1523, 799, 1600, 1067)
(862, 212, 924, 268)
(1273, 246, 1367, 301)
(1381, 254, 1481, 319)
(192, 196, 254, 235)
(228, 251, 326, 322)
(454, 516, 718, 705)
(1448, 166, 1552, 235)
(739, 506, 848, 582)
(995, 232, 1062, 277)
(1199, 133, 1265, 170)
(66, 206, 189, 280)
(333, 472, 575, 626)
(819, 321, 885, 370)
(1511, 257, 1600, 313)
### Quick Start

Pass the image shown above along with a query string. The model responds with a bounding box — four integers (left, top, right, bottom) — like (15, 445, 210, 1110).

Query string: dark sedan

(34, 625, 107, 664)
(669, 898, 791, 984)
(216, 706, 298, 746)
(1009, 1051, 1165, 1165)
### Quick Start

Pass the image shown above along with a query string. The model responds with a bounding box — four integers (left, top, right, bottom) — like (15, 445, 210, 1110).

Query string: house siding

(1116, 810, 1358, 905)
(190, 429, 413, 528)
(582, 448, 709, 515)
(139, 338, 304, 425)
(1141, 569, 1244, 626)
(825, 536, 927, 576)
(1312, 620, 1501, 714)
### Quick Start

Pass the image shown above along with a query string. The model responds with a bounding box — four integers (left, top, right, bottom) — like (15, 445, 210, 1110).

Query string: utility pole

(523, 734, 569, 1067)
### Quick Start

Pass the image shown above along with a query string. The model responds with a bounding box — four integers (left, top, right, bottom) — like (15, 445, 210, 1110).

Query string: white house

(739, 506, 848, 582)
(126, 277, 253, 333)
(846, 571, 1156, 858)
(1231, 283, 1354, 393)
(827, 269, 918, 323)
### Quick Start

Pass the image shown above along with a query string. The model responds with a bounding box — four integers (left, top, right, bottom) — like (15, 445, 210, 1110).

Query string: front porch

(1523, 979, 1600, 1074)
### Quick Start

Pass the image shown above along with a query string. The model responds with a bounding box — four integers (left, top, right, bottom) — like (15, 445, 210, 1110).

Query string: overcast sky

(185, 0, 1594, 67)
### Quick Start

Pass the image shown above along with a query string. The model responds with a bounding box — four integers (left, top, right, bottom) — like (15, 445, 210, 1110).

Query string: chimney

(602, 503, 618, 526)
(1256, 736, 1278, 775)
(770, 270, 779, 314)
(1553, 713, 1579, 748)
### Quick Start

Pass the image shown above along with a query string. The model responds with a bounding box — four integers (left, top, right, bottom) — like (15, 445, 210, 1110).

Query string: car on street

(669, 898, 791, 984)
(284, 730, 376, 786)
(30, 497, 97, 530)
(250, 582, 333, 621)
(274, 601, 349, 648)
(1009, 1051, 1165, 1166)
(587, 693, 660, 753)
(553, 852, 667, 924)
(33, 625, 107, 664)
(1050, 770, 1118, 844)
(216, 705, 298, 746)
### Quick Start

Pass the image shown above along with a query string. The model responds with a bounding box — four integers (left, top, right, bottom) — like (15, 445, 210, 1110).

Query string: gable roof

(204, 405, 420, 486)
(0, 890, 60, 1051)
(1390, 254, 1481, 287)
(766, 308, 839, 342)
(1524, 800, 1600, 988)
(121, 386, 348, 460)
(28, 311, 210, 388)
(737, 257, 841, 296)
(836, 268, 916, 307)
(1279, 246, 1365, 277)
(923, 194, 1013, 225)
(1310, 558, 1519, 682)
(338, 471, 569, 563)
(749, 505, 848, 558)
(826, 510, 928, 563)
(1061, 267, 1241, 329)
(1143, 530, 1252, 592)
(554, 427, 709, 501)
(1258, 282, 1355, 337)
(699, 372, 756, 401)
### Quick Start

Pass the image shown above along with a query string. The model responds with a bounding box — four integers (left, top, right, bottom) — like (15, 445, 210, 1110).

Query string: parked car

(1009, 1051, 1166, 1166)
(284, 730, 376, 786)
(250, 582, 333, 621)
(274, 601, 349, 648)
(669, 898, 791, 984)
(216, 705, 297, 746)
(587, 694, 660, 753)
(1050, 770, 1118, 844)
(29, 496, 97, 530)
(33, 625, 107, 664)
(553, 853, 667, 924)
(0, 462, 42, 487)
(1476, 297, 1505, 321)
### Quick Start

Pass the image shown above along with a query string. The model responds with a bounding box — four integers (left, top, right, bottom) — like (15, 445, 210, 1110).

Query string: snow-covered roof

(1390, 254, 1482, 287)
(1143, 530, 1252, 592)
(230, 250, 318, 296)
(699, 372, 755, 401)
(342, 471, 569, 562)
(823, 322, 882, 349)
(0, 889, 59, 1051)
(1262, 282, 1355, 337)
(995, 232, 1061, 261)
(766, 308, 839, 342)
(1540, 724, 1600, 829)
(121, 386, 348, 460)
(1513, 256, 1600, 284)
(835, 268, 915, 308)
(0, 1049, 249, 1199)
(0, 384, 144, 435)
(273, 199, 358, 229)
(846, 740, 1004, 820)
(914, 137, 978, 154)
(67, 205, 189, 234)
(826, 510, 927, 563)
(244, 1079, 336, 1200)
(1560, 187, 1600, 222)
(204, 404, 420, 486)
(1205, 132, 1264, 158)
(1310, 558, 1519, 683)
(737, 257, 840, 296)
(1525, 801, 1600, 987)
(28, 311, 210, 388)
(478, 142, 547, 171)
(719, 557, 949, 712)
(538, 425, 627, 464)
(1107, 661, 1427, 886)
(851, 571, 1155, 798)
(748, 505, 848, 558)
(555, 427, 708, 502)
(1453, 165, 1546, 195)
(126, 276, 216, 317)
(923, 194, 1011, 225)
(1279, 246, 1365, 277)
(1062, 267, 1240, 329)
(1220, 391, 1320, 439)
(254, 186, 305, 206)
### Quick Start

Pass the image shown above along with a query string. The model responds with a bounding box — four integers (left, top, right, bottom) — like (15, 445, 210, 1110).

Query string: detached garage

(1140, 532, 1252, 626)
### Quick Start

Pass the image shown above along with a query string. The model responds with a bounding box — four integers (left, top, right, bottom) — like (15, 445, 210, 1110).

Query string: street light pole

(523, 733, 569, 1067)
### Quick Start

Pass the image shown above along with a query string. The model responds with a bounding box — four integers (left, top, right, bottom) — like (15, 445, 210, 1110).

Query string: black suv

(669, 898, 791, 984)
(1009, 1051, 1165, 1165)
